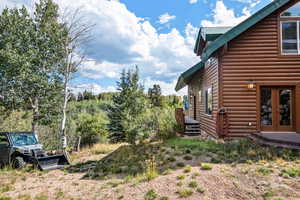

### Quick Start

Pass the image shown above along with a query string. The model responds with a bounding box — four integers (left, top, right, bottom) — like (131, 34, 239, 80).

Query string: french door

(260, 86, 295, 132)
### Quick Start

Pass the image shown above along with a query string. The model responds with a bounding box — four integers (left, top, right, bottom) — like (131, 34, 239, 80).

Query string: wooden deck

(249, 132, 300, 150)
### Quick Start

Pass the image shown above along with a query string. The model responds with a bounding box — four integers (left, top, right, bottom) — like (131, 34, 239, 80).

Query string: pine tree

(148, 84, 162, 107)
(77, 92, 84, 101)
(108, 67, 147, 144)
(107, 70, 128, 143)
(83, 90, 94, 100)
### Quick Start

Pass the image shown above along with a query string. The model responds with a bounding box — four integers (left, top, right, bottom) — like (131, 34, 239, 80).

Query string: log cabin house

(175, 0, 300, 148)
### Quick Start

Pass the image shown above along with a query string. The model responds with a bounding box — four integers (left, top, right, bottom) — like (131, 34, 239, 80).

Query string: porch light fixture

(247, 80, 255, 89)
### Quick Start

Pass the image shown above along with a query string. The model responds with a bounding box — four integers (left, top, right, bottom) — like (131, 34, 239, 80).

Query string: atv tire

(12, 157, 26, 169)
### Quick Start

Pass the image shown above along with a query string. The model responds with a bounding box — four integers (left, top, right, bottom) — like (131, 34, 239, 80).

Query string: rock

(208, 152, 219, 159)
(199, 155, 212, 163)
(256, 181, 270, 187)
(271, 184, 292, 190)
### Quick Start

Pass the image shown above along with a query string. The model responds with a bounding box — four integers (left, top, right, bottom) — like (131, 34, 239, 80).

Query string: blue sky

(2, 0, 272, 95)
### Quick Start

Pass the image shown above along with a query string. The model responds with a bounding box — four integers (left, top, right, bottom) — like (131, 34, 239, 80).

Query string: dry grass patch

(90, 143, 126, 155)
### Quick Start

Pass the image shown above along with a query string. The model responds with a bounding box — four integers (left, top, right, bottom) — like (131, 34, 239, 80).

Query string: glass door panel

(279, 89, 292, 126)
(260, 87, 295, 132)
(261, 87, 273, 127)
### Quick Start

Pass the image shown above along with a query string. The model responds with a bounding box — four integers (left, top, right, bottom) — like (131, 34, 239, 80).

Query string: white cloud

(2, 0, 199, 95)
(201, 0, 251, 27)
(144, 77, 187, 96)
(72, 83, 116, 94)
(231, 0, 261, 8)
(158, 13, 176, 24)
(79, 60, 125, 80)
(189, 0, 198, 4)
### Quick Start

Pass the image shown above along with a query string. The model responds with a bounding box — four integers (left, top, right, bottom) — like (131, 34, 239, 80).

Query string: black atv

(0, 132, 70, 170)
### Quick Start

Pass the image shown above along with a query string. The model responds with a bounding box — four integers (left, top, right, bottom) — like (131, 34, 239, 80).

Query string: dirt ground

(1, 145, 300, 200)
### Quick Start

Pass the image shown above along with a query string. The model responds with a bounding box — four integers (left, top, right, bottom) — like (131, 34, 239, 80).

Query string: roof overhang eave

(175, 75, 186, 92)
(175, 61, 205, 92)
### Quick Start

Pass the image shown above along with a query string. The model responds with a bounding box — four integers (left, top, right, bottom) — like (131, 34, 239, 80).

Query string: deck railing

(175, 108, 185, 126)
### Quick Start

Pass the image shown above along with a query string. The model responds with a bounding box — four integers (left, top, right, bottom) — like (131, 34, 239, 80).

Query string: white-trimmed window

(198, 90, 202, 103)
(280, 2, 300, 54)
(281, 21, 300, 54)
(205, 87, 212, 115)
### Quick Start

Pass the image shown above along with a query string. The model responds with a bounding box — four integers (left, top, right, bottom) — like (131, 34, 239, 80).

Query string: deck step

(185, 132, 201, 136)
(185, 127, 200, 130)
(185, 122, 200, 125)
(184, 124, 201, 136)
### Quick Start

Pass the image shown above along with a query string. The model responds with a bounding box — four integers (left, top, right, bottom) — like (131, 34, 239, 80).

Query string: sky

(1, 0, 273, 95)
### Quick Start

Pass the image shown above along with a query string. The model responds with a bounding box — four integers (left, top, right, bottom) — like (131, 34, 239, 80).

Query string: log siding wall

(188, 57, 219, 138)
(220, 0, 300, 137)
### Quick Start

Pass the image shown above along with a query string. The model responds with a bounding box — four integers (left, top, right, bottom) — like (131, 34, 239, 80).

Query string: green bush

(0, 196, 11, 200)
(257, 167, 273, 176)
(144, 189, 158, 200)
(144, 107, 179, 141)
(183, 155, 193, 160)
(188, 181, 198, 188)
(176, 162, 185, 168)
(159, 197, 169, 200)
(280, 167, 300, 178)
(76, 112, 109, 147)
(176, 175, 185, 180)
(196, 187, 205, 193)
(176, 188, 193, 198)
(201, 163, 213, 170)
(183, 165, 192, 173)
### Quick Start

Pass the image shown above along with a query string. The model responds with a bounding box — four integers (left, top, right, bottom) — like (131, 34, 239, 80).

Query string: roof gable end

(201, 0, 290, 62)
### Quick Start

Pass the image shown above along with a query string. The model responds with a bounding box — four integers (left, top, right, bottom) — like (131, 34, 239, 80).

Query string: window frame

(280, 20, 300, 55)
(205, 87, 213, 116)
(279, 2, 300, 55)
(198, 90, 202, 103)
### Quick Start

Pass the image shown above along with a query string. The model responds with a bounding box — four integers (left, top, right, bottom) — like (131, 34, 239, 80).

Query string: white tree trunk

(32, 97, 39, 137)
(60, 66, 70, 150)
(60, 90, 68, 150)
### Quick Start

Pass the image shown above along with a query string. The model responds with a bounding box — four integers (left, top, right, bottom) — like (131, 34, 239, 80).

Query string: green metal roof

(200, 27, 232, 40)
(175, 62, 204, 91)
(176, 0, 291, 91)
(194, 27, 232, 54)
